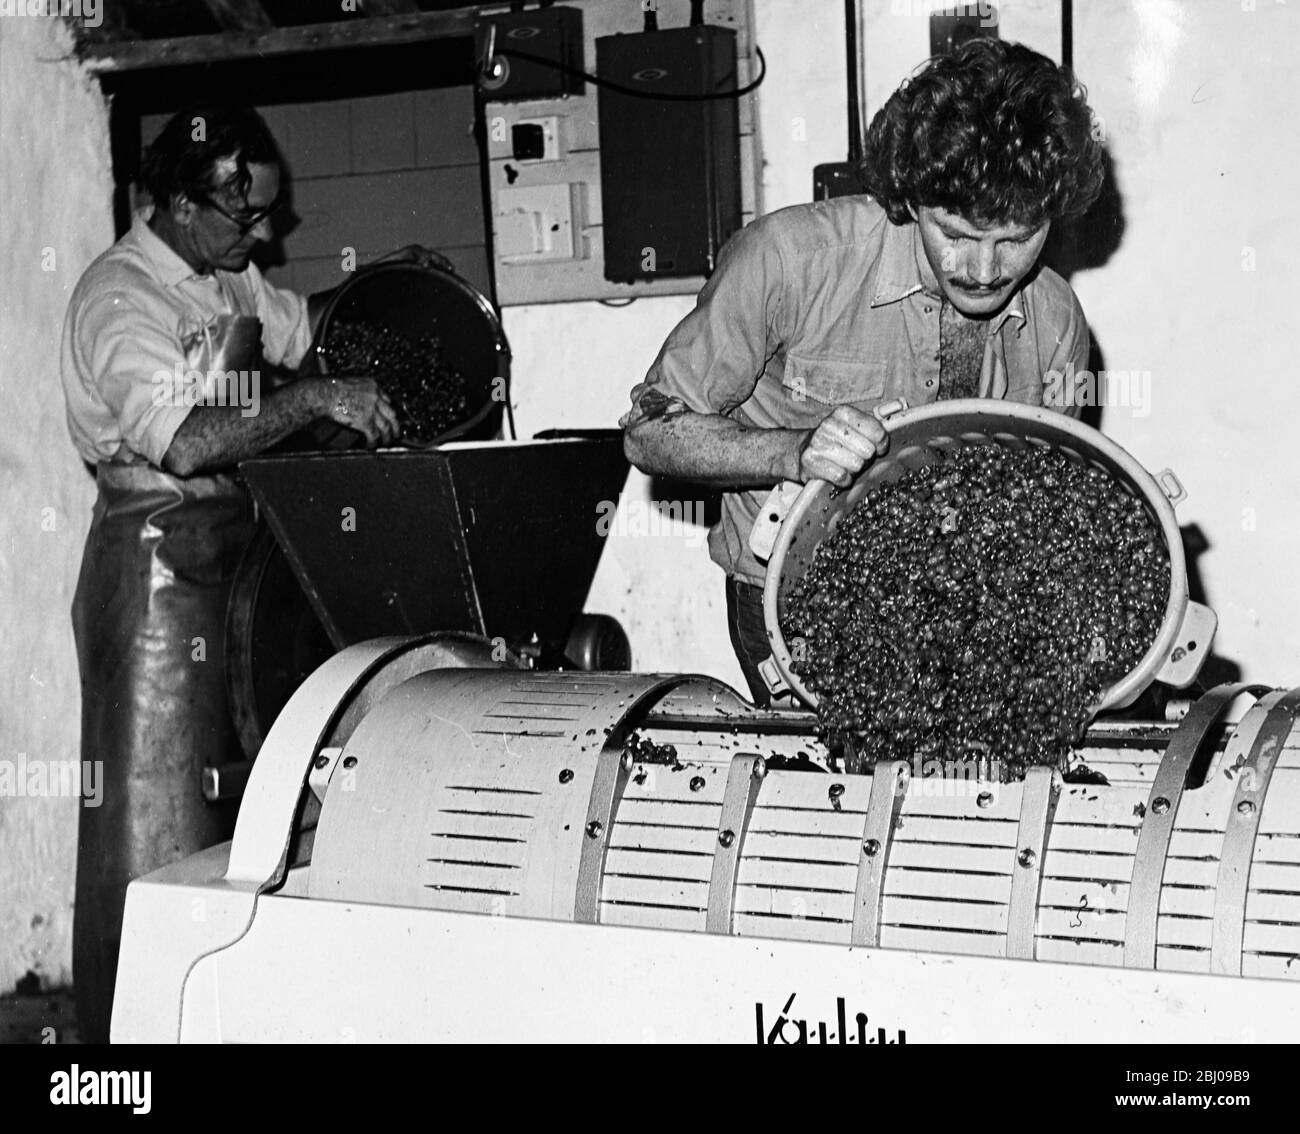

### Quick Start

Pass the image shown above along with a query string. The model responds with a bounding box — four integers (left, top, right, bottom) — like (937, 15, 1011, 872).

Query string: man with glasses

(60, 104, 444, 1041)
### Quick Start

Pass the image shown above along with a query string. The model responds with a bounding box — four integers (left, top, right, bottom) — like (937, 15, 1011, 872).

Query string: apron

(71, 314, 260, 1043)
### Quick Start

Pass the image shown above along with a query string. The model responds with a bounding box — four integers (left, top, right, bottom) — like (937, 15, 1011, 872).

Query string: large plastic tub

(749, 400, 1216, 715)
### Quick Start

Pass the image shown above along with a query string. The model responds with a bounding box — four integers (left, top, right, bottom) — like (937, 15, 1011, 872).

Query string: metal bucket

(307, 262, 509, 447)
(749, 400, 1217, 715)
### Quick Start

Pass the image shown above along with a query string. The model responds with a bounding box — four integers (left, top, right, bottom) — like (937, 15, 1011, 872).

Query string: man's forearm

(162, 380, 326, 477)
(624, 411, 807, 488)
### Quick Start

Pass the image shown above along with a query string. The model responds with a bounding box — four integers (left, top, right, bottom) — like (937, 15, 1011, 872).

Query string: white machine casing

(113, 637, 1300, 1043)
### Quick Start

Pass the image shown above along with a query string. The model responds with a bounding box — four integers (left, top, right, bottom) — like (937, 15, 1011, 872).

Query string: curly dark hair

(858, 38, 1104, 228)
(142, 105, 281, 209)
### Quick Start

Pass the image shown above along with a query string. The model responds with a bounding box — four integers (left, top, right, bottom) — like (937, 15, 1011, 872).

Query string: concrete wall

(0, 13, 112, 993)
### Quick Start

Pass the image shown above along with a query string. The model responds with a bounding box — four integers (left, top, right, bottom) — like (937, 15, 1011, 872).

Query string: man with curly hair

(622, 38, 1105, 703)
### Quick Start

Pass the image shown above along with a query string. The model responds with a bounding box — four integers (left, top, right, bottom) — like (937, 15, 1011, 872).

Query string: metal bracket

(574, 742, 634, 924)
(306, 747, 344, 806)
(1124, 682, 1268, 969)
(851, 761, 909, 947)
(1211, 687, 1300, 975)
(1006, 767, 1061, 960)
(705, 755, 767, 934)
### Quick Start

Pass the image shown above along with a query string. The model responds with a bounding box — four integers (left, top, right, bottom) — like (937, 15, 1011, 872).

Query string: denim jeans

(725, 576, 774, 707)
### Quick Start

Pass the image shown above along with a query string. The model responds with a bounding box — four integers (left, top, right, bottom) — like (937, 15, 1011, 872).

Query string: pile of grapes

(322, 318, 470, 444)
(781, 444, 1170, 773)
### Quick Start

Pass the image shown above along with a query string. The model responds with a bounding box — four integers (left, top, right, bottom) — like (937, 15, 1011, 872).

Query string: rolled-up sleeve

(77, 290, 194, 468)
(622, 219, 786, 428)
(247, 263, 313, 369)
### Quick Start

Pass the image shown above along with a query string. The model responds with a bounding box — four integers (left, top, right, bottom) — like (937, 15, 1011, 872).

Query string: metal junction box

(596, 25, 743, 283)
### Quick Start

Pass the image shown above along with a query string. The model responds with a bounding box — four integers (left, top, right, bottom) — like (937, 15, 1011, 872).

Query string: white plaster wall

(1066, 0, 1300, 686)
(0, 15, 112, 992)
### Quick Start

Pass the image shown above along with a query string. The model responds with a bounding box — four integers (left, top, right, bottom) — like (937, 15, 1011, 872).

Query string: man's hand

(792, 406, 890, 487)
(318, 376, 401, 447)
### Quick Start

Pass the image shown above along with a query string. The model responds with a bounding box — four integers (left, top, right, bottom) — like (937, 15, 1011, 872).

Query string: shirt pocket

(781, 354, 889, 408)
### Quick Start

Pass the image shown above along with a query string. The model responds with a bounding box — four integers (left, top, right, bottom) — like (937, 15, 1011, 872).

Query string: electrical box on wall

(497, 183, 578, 263)
(478, 0, 760, 307)
(596, 26, 742, 283)
(475, 5, 585, 101)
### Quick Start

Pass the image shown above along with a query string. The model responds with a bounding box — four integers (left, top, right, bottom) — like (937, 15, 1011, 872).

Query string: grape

(780, 445, 1170, 776)
(323, 318, 470, 444)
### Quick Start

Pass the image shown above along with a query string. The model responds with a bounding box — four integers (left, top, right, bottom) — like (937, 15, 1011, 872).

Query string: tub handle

(758, 655, 791, 696)
(1154, 601, 1218, 687)
(749, 480, 804, 563)
(874, 397, 908, 422)
(1156, 468, 1187, 507)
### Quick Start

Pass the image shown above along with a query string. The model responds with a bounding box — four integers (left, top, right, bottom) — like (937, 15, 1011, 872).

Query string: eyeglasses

(198, 189, 286, 237)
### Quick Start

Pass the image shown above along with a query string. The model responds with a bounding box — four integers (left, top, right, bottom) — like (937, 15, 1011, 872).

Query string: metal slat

(1212, 687, 1300, 974)
(705, 756, 767, 934)
(851, 762, 909, 947)
(1123, 683, 1268, 969)
(1007, 766, 1061, 959)
(575, 744, 634, 923)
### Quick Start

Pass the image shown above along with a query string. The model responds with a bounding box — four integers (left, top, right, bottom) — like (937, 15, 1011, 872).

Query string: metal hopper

(223, 432, 629, 762)
(238, 432, 627, 648)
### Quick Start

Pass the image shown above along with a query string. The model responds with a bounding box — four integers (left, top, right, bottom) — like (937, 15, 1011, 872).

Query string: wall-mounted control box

(479, 0, 760, 307)
(596, 26, 743, 283)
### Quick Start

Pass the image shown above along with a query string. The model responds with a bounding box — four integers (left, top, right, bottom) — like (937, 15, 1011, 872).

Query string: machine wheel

(225, 523, 335, 760)
(563, 613, 631, 671)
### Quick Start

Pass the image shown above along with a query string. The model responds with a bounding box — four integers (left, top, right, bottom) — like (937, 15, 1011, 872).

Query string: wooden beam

(201, 0, 274, 32)
(81, 9, 478, 74)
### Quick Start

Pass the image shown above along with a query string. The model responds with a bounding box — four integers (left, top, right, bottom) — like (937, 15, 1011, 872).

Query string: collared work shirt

(623, 196, 1091, 584)
(61, 210, 312, 467)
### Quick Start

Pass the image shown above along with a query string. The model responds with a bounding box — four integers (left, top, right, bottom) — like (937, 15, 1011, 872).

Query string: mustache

(951, 279, 1011, 292)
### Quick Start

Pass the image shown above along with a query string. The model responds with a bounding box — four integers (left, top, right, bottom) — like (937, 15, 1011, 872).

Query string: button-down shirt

(61, 210, 313, 467)
(623, 196, 1091, 584)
